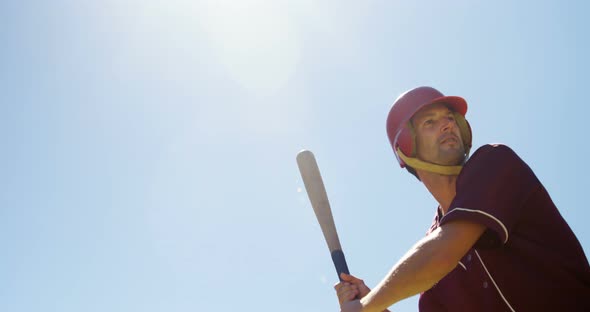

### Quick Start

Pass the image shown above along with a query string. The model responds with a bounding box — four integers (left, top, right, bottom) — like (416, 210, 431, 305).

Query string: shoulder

(458, 144, 535, 185)
(465, 144, 522, 167)
(469, 143, 518, 159)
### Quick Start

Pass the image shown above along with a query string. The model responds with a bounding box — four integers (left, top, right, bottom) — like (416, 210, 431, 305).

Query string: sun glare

(198, 0, 302, 96)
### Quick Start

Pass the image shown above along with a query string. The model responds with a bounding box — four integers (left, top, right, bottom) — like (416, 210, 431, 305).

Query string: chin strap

(397, 147, 464, 176)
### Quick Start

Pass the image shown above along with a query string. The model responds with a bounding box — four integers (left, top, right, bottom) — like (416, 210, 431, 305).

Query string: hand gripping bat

(297, 150, 351, 281)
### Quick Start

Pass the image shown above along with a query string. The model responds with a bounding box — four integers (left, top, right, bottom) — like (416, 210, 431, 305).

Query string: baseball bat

(296, 150, 350, 281)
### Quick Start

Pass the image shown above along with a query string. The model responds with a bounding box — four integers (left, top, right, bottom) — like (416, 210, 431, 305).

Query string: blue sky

(1, 1, 589, 311)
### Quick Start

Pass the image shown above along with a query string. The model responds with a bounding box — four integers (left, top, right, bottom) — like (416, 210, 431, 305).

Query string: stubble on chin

(438, 145, 466, 165)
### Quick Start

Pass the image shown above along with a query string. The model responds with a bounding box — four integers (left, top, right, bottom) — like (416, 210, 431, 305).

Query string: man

(334, 86, 590, 311)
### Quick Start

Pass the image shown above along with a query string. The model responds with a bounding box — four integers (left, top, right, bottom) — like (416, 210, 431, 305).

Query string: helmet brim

(425, 95, 467, 117)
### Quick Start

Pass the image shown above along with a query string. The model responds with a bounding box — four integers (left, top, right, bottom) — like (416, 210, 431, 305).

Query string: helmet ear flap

(453, 111, 472, 156)
(396, 121, 417, 165)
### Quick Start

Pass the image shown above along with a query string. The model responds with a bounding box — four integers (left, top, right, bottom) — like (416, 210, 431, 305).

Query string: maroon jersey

(419, 144, 590, 311)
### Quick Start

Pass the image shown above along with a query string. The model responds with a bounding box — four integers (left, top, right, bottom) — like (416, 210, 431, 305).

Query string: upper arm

(432, 220, 486, 267)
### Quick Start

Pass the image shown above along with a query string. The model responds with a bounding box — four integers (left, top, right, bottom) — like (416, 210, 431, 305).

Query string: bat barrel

(297, 149, 351, 281)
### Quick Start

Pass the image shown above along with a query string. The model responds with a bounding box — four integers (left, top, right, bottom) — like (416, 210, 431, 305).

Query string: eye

(423, 119, 434, 126)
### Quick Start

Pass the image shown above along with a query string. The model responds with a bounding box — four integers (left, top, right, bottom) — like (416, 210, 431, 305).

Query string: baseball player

(334, 86, 590, 311)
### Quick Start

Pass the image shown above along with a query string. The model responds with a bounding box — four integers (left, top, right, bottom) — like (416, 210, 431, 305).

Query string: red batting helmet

(386, 86, 472, 174)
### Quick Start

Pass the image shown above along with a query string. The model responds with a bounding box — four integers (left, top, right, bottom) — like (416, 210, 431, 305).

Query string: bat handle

(332, 250, 360, 299)
(331, 249, 351, 281)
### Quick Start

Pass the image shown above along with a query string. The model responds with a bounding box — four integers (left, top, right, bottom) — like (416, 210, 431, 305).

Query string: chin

(439, 150, 466, 165)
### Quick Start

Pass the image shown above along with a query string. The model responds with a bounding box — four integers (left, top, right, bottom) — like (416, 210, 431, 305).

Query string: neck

(417, 170, 458, 214)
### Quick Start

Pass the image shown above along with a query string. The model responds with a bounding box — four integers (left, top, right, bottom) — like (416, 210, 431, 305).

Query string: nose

(441, 117, 454, 133)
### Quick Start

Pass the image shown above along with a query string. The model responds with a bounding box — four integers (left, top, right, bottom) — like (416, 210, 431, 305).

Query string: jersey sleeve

(439, 144, 539, 246)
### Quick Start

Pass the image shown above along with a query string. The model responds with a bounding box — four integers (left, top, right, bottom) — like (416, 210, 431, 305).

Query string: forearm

(359, 220, 485, 312)
(360, 232, 455, 312)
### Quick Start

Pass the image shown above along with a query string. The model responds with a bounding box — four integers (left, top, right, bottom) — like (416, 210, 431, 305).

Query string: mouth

(439, 135, 459, 145)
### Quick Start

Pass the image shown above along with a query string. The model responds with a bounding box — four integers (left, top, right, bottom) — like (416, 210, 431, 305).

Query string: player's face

(411, 103, 465, 166)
